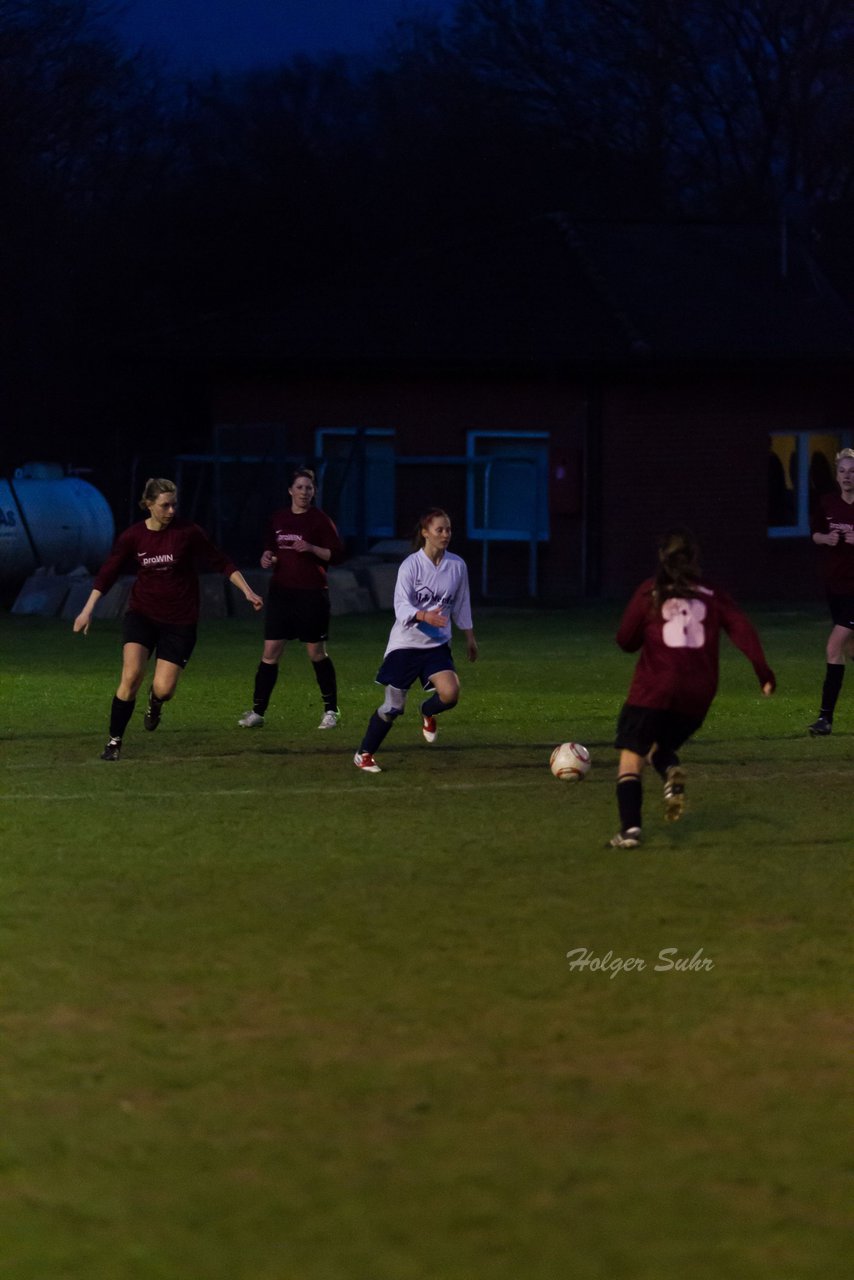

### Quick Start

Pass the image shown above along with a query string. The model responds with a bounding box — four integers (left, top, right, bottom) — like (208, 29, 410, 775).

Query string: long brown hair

(652, 527, 702, 605)
(412, 508, 450, 549)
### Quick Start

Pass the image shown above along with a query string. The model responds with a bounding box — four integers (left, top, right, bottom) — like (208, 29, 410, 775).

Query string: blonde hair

(836, 448, 854, 463)
(139, 478, 177, 510)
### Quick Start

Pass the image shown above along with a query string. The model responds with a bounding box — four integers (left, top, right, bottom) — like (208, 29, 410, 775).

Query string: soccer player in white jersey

(354, 508, 478, 772)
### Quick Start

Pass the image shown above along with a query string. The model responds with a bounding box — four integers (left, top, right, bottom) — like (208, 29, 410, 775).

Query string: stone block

(365, 562, 400, 610)
(11, 575, 70, 617)
(226, 569, 271, 618)
(199, 574, 228, 619)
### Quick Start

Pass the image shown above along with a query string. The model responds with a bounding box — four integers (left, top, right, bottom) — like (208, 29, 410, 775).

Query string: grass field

(0, 605, 851, 1280)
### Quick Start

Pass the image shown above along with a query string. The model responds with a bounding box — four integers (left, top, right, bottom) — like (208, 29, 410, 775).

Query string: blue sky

(115, 0, 454, 72)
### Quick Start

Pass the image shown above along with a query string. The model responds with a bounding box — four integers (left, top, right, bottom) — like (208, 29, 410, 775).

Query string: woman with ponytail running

(353, 508, 478, 773)
(609, 528, 775, 849)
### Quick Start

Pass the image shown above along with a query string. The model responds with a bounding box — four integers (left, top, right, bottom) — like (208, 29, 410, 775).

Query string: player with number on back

(608, 527, 775, 849)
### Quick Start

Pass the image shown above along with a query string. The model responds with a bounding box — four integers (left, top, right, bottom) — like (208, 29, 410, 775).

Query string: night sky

(116, 0, 454, 71)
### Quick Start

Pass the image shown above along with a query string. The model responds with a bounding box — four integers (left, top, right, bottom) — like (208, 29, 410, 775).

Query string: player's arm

(718, 592, 776, 693)
(462, 628, 478, 662)
(229, 570, 263, 611)
(450, 565, 476, 657)
(615, 583, 650, 652)
(72, 588, 103, 634)
(73, 530, 133, 632)
(393, 559, 443, 627)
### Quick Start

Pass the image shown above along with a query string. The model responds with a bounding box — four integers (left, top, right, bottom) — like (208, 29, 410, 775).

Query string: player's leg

(240, 638, 285, 727)
(609, 704, 653, 847)
(610, 749, 645, 847)
(102, 641, 149, 760)
(355, 685, 407, 771)
(307, 639, 339, 729)
(809, 618, 853, 736)
(419, 669, 460, 743)
(649, 711, 702, 822)
(144, 624, 197, 731)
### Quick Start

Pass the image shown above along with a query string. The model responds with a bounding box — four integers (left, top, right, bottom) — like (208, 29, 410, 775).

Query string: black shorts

(122, 611, 197, 668)
(265, 587, 331, 643)
(827, 593, 854, 630)
(375, 643, 456, 691)
(615, 703, 704, 757)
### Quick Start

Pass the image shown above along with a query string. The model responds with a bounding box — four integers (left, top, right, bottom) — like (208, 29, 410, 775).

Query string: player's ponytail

(653, 527, 701, 605)
(413, 508, 450, 549)
(139, 478, 177, 511)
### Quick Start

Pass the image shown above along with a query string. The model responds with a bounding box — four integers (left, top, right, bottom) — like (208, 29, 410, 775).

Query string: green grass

(0, 605, 851, 1280)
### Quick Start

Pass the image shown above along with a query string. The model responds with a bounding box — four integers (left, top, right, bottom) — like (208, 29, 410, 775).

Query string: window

(466, 432, 549, 542)
(769, 431, 851, 538)
(315, 429, 395, 539)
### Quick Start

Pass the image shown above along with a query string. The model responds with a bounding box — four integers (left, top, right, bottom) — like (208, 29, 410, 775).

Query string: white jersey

(384, 548, 473, 656)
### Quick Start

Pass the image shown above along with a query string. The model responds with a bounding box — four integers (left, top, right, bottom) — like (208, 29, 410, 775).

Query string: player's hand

(246, 591, 264, 612)
(843, 529, 854, 544)
(761, 680, 775, 696)
(421, 609, 448, 627)
(260, 550, 277, 569)
(291, 538, 312, 554)
(73, 612, 91, 635)
(467, 637, 479, 663)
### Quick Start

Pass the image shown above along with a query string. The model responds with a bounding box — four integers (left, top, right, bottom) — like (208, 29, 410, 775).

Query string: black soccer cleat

(807, 715, 832, 737)
(100, 737, 122, 761)
(144, 689, 162, 732)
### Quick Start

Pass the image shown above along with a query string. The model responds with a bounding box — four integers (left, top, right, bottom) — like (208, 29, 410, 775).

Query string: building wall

(211, 364, 854, 602)
(599, 370, 854, 600)
(211, 371, 589, 601)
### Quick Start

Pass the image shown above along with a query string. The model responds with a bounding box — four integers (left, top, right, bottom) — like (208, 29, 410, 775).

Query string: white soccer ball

(550, 742, 591, 782)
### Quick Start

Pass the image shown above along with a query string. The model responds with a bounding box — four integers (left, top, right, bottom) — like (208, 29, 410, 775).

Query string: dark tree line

(3, 0, 854, 485)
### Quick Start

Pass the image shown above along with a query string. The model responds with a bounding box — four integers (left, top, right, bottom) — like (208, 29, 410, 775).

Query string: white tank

(0, 465, 115, 582)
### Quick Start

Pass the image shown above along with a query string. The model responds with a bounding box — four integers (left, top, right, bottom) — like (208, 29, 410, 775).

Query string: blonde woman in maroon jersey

(609, 528, 775, 849)
(807, 447, 854, 736)
(74, 478, 263, 761)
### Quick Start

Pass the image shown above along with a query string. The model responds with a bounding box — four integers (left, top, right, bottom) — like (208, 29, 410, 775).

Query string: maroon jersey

(92, 519, 237, 625)
(810, 492, 854, 594)
(617, 578, 774, 719)
(264, 507, 343, 591)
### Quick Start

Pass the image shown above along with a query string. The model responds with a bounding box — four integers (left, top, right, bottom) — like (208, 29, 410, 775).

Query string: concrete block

(365, 562, 400, 610)
(61, 576, 94, 619)
(226, 569, 271, 618)
(199, 574, 228, 619)
(11, 575, 70, 617)
(368, 539, 410, 560)
(328, 568, 374, 616)
(96, 578, 133, 619)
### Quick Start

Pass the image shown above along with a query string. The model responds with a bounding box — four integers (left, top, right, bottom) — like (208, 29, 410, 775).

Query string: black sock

(109, 696, 136, 740)
(312, 656, 338, 712)
(360, 711, 394, 755)
(617, 774, 643, 832)
(819, 663, 844, 719)
(253, 661, 279, 715)
(650, 747, 678, 779)
(421, 691, 455, 717)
